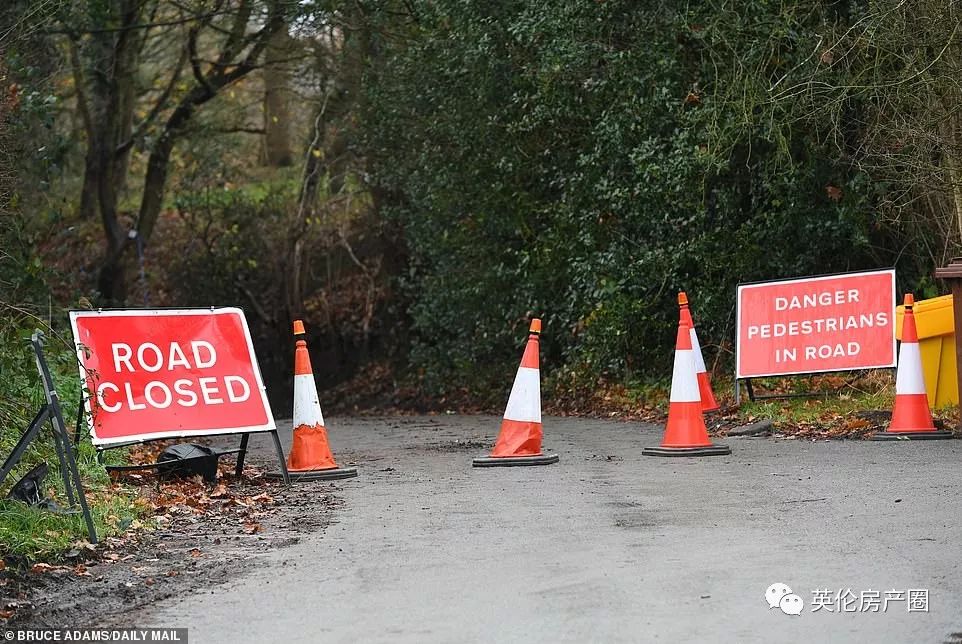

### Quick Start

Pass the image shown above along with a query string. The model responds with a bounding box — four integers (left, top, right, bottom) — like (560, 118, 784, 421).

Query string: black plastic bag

(6, 462, 70, 513)
(156, 444, 220, 482)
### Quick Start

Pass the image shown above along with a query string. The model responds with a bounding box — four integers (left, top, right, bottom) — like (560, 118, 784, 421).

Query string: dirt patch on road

(416, 439, 491, 452)
(1, 466, 343, 627)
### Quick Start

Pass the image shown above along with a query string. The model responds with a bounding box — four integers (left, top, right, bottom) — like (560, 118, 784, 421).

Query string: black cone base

(266, 467, 358, 481)
(642, 444, 731, 457)
(472, 453, 559, 467)
(871, 431, 954, 441)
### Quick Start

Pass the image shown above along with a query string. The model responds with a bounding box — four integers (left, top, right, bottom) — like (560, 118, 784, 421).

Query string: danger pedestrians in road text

(736, 270, 896, 379)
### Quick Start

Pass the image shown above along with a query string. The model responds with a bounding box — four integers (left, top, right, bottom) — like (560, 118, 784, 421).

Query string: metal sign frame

(0, 332, 97, 543)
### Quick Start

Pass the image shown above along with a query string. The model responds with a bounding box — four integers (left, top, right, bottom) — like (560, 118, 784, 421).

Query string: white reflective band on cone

(503, 366, 541, 422)
(690, 327, 708, 373)
(293, 373, 325, 426)
(895, 342, 926, 395)
(669, 349, 701, 403)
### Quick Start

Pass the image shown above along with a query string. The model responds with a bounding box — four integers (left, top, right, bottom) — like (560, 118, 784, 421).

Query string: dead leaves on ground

(136, 474, 276, 538)
(27, 563, 92, 578)
(108, 440, 278, 538)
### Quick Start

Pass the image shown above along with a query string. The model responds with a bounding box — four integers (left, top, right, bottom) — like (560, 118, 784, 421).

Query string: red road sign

(736, 270, 896, 379)
(70, 308, 275, 446)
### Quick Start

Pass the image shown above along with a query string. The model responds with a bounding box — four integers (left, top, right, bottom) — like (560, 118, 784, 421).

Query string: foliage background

(1, 0, 958, 408)
(363, 0, 939, 397)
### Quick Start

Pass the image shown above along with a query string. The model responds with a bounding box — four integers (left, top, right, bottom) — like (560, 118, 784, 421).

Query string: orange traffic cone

(873, 294, 952, 441)
(473, 319, 559, 467)
(271, 320, 358, 480)
(679, 292, 720, 412)
(643, 318, 731, 457)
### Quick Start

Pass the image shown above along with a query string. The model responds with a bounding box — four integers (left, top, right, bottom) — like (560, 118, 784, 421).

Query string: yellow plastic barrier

(895, 294, 957, 408)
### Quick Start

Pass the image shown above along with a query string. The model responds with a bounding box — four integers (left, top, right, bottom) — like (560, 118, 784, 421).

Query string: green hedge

(364, 0, 929, 392)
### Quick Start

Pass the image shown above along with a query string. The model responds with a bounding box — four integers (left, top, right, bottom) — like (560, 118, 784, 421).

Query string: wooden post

(934, 257, 962, 430)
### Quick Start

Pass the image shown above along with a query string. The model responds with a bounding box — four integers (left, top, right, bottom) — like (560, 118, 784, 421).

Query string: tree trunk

(137, 129, 179, 246)
(70, 36, 99, 220)
(78, 150, 99, 221)
(75, 0, 145, 302)
(97, 251, 128, 304)
(263, 27, 294, 167)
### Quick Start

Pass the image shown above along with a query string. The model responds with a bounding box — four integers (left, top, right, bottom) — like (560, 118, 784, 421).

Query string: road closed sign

(736, 269, 896, 379)
(69, 308, 275, 445)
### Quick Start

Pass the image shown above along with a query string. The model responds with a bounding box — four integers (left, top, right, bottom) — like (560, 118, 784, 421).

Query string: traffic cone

(873, 294, 952, 441)
(270, 320, 358, 480)
(643, 318, 731, 457)
(678, 291, 720, 412)
(473, 319, 559, 467)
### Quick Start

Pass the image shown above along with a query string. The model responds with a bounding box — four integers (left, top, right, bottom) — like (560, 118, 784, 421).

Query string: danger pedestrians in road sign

(70, 308, 275, 445)
(736, 269, 897, 379)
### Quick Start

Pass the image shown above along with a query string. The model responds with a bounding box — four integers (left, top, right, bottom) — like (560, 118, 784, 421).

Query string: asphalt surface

(146, 416, 962, 643)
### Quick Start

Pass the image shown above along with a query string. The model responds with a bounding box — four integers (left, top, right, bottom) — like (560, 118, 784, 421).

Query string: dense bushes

(363, 0, 926, 391)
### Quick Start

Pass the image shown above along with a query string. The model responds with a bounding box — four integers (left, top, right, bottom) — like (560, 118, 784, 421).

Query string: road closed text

(95, 341, 252, 412)
(736, 270, 896, 378)
(70, 309, 275, 445)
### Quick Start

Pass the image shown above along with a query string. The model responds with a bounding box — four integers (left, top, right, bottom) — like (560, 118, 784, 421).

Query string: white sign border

(735, 268, 898, 380)
(69, 307, 277, 446)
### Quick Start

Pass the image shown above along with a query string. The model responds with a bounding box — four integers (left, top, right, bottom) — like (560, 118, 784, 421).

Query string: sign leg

(269, 430, 290, 485)
(74, 400, 85, 446)
(49, 424, 77, 506)
(50, 406, 97, 544)
(234, 433, 250, 477)
(62, 448, 98, 544)
(951, 281, 962, 431)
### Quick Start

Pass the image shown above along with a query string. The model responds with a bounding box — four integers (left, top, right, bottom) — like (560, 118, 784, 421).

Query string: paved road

(148, 417, 962, 643)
